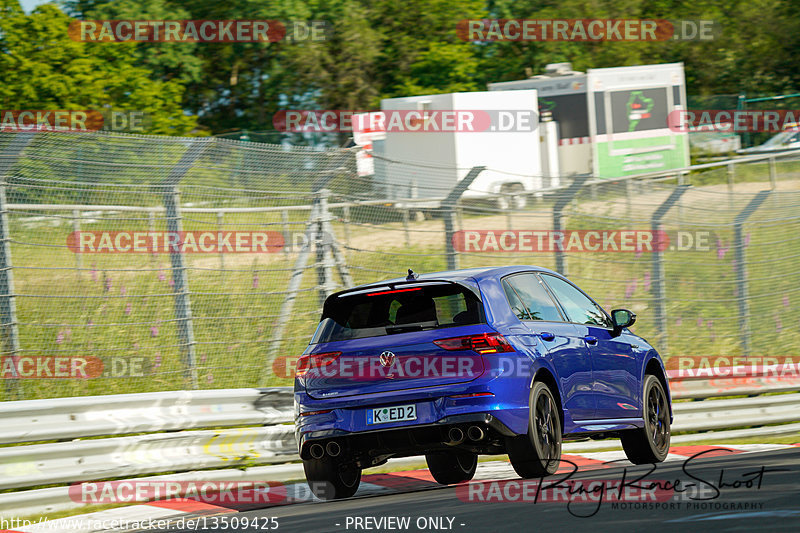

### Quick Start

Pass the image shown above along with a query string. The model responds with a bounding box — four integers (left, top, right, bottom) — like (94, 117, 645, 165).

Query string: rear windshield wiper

(385, 321, 439, 334)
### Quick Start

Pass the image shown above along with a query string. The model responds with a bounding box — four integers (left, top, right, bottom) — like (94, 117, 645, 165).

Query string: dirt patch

(182, 177, 800, 271)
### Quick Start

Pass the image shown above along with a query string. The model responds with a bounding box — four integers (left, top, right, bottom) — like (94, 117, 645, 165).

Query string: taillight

(295, 351, 341, 377)
(434, 333, 514, 354)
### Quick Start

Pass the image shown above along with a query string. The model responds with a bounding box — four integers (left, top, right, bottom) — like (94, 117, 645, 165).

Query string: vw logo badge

(379, 351, 396, 367)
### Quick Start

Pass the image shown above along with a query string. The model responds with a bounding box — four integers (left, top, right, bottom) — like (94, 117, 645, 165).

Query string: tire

(620, 374, 671, 464)
(303, 457, 361, 500)
(425, 449, 478, 485)
(507, 381, 562, 478)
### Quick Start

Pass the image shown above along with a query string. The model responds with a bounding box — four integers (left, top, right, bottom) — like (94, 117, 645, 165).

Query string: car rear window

(311, 283, 484, 343)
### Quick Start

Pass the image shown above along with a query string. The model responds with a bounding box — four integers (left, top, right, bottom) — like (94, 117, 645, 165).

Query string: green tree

(370, 0, 484, 97)
(0, 0, 198, 135)
(64, 0, 204, 85)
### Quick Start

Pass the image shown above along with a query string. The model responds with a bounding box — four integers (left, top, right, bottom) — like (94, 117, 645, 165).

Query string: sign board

(489, 62, 690, 179)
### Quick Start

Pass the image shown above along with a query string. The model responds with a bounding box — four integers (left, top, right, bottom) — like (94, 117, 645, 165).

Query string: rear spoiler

(330, 278, 481, 300)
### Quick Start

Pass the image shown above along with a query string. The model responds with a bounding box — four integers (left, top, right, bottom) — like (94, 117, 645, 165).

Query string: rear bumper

(294, 389, 529, 458)
(297, 411, 520, 462)
(298, 412, 516, 449)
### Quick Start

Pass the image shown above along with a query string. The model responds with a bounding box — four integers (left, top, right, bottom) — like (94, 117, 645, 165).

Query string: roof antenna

(406, 269, 419, 281)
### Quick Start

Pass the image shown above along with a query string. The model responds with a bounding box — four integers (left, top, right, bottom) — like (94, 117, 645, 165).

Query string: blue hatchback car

(294, 266, 672, 499)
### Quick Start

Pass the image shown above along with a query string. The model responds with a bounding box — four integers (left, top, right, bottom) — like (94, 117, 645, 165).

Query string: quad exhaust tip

(326, 441, 341, 457)
(467, 425, 485, 441)
(446, 427, 465, 446)
(309, 443, 325, 459)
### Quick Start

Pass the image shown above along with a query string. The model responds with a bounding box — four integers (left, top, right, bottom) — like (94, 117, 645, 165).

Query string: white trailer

(373, 90, 543, 207)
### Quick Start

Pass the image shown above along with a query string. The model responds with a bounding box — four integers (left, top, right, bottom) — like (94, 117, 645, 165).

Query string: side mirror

(611, 309, 636, 336)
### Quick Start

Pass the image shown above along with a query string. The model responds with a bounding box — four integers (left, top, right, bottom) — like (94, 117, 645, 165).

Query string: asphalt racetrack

(167, 447, 800, 533)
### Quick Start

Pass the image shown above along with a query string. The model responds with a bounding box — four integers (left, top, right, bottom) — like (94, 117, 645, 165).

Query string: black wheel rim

(339, 464, 359, 488)
(647, 382, 670, 452)
(534, 392, 558, 463)
(456, 453, 475, 472)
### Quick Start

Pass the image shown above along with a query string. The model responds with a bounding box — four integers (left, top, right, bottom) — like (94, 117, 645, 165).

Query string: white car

(737, 128, 800, 155)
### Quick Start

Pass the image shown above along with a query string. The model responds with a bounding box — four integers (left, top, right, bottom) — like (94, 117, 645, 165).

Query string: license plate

(367, 404, 417, 425)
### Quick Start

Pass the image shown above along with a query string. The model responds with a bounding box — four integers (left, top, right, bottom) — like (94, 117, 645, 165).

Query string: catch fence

(1, 130, 799, 399)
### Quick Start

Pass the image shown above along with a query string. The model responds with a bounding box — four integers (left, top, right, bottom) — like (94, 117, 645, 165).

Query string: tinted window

(538, 94, 589, 138)
(502, 279, 530, 320)
(541, 275, 612, 328)
(312, 283, 483, 343)
(504, 274, 563, 322)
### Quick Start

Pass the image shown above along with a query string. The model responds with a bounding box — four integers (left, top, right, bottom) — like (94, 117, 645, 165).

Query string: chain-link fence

(1, 130, 799, 400)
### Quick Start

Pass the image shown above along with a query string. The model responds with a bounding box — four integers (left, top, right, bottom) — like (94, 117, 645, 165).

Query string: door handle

(539, 332, 555, 342)
(584, 336, 598, 345)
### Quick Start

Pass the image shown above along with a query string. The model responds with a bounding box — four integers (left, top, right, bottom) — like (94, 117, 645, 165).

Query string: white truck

(370, 90, 549, 209)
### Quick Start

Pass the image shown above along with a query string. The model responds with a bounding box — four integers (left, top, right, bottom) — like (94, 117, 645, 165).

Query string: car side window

(503, 274, 564, 322)
(502, 279, 530, 320)
(540, 274, 612, 328)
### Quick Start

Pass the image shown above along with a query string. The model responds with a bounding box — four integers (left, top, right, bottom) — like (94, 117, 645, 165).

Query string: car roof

(343, 265, 561, 292)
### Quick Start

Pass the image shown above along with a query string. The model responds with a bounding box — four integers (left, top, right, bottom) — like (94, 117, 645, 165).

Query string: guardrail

(0, 388, 293, 445)
(671, 393, 800, 433)
(1, 367, 799, 517)
(0, 425, 296, 491)
(667, 364, 800, 399)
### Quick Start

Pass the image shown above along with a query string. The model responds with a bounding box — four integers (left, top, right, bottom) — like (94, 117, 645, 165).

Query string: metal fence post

(733, 191, 771, 358)
(281, 209, 290, 259)
(316, 189, 336, 306)
(676, 173, 687, 223)
(444, 210, 459, 270)
(650, 185, 690, 354)
(0, 132, 35, 399)
(164, 187, 198, 390)
(342, 205, 351, 248)
(0, 183, 20, 399)
(442, 166, 485, 271)
(162, 140, 209, 390)
(552, 175, 589, 276)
